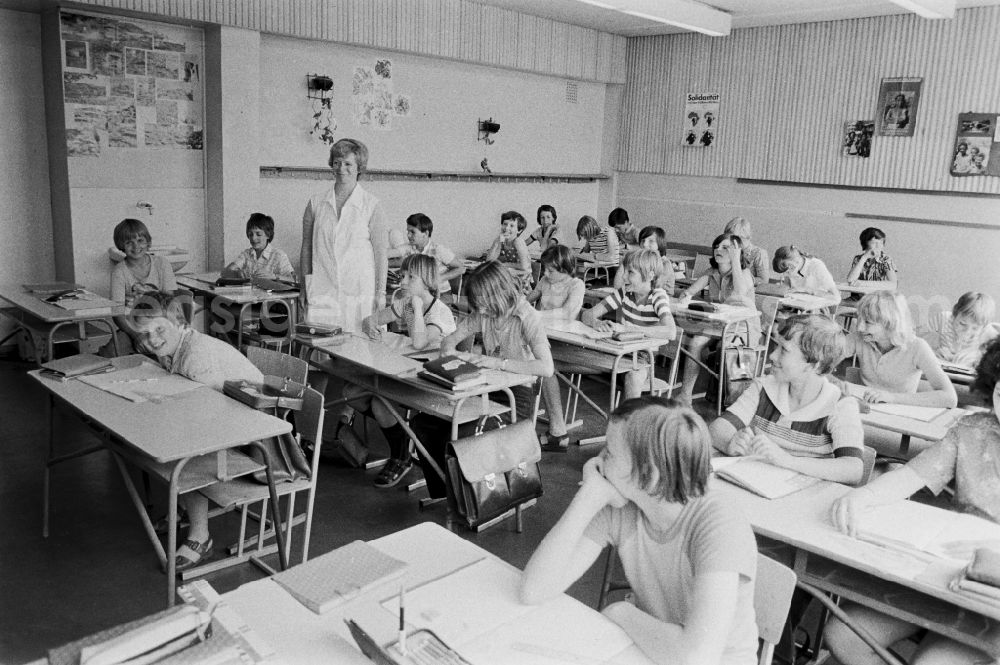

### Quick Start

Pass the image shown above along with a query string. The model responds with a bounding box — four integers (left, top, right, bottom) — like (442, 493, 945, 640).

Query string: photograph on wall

(876, 77, 921, 137)
(842, 120, 874, 158)
(950, 113, 1000, 177)
(682, 92, 719, 147)
(64, 40, 89, 71)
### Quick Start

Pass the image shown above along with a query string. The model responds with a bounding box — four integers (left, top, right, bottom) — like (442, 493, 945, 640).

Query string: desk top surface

(30, 357, 291, 463)
(841, 384, 967, 440)
(835, 282, 897, 295)
(221, 522, 651, 665)
(176, 272, 299, 303)
(0, 283, 127, 322)
(713, 476, 1000, 622)
(545, 319, 668, 354)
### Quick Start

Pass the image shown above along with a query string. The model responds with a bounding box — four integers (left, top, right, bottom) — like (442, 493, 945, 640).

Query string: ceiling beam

(574, 0, 732, 36)
(887, 0, 956, 19)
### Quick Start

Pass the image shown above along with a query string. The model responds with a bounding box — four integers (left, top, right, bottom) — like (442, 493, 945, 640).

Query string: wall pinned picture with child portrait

(876, 77, 921, 137)
(950, 113, 996, 177)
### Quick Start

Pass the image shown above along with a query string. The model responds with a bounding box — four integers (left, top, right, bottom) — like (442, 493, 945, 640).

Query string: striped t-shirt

(600, 287, 673, 328)
(586, 228, 620, 263)
(720, 376, 864, 460)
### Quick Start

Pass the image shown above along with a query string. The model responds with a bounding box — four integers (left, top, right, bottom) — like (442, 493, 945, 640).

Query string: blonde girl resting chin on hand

(521, 398, 759, 665)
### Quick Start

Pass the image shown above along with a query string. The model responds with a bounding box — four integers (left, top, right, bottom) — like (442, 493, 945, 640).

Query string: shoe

(540, 434, 570, 453)
(171, 537, 213, 573)
(374, 459, 413, 488)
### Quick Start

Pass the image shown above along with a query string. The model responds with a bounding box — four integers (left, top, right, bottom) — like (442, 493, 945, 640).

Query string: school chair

(194, 384, 326, 576)
(245, 345, 309, 387)
(242, 299, 295, 353)
(609, 331, 685, 408)
(597, 547, 798, 665)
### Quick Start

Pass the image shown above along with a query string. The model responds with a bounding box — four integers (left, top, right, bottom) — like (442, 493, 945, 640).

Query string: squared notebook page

(78, 362, 202, 403)
(715, 458, 822, 500)
(275, 540, 408, 614)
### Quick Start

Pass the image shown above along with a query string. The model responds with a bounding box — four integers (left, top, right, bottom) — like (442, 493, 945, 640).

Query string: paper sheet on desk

(546, 319, 613, 340)
(842, 384, 948, 421)
(79, 362, 201, 403)
(857, 501, 1000, 562)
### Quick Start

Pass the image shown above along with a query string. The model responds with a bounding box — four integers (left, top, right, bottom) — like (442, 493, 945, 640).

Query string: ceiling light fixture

(887, 0, 955, 19)
(573, 0, 731, 36)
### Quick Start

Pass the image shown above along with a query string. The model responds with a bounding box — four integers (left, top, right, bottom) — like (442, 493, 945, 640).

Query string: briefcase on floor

(446, 419, 543, 530)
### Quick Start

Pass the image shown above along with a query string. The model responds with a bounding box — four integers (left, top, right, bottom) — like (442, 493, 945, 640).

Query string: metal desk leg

(166, 457, 192, 606)
(245, 441, 288, 572)
(796, 582, 906, 665)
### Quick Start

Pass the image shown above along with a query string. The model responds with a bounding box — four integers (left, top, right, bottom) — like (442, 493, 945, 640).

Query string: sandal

(374, 459, 414, 488)
(172, 537, 213, 573)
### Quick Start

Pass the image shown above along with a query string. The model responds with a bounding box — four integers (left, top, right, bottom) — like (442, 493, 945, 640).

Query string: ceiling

(467, 0, 1000, 35)
(2, 0, 999, 35)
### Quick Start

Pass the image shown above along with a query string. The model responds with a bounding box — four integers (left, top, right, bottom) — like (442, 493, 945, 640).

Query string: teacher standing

(300, 138, 388, 333)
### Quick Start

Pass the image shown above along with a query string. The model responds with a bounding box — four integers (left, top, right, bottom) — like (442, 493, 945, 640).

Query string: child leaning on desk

(410, 260, 555, 500)
(723, 217, 770, 286)
(582, 249, 677, 401)
(220, 212, 295, 281)
(842, 291, 958, 409)
(771, 245, 841, 302)
(130, 292, 264, 572)
(345, 254, 457, 487)
(614, 226, 676, 296)
(525, 204, 560, 252)
(108, 218, 178, 355)
(924, 291, 999, 370)
(709, 314, 865, 485)
(388, 213, 465, 298)
(845, 226, 898, 291)
(521, 398, 759, 665)
(527, 245, 585, 449)
(484, 210, 532, 274)
(576, 215, 620, 264)
(825, 337, 1000, 665)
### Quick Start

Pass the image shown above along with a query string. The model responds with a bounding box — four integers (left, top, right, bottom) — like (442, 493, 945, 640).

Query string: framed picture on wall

(876, 77, 922, 137)
(950, 113, 1000, 177)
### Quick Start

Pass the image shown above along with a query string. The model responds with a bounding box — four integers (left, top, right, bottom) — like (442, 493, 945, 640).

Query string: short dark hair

(610, 397, 710, 504)
(540, 244, 576, 275)
(972, 337, 1000, 398)
(406, 213, 434, 236)
(859, 227, 886, 250)
(501, 210, 527, 234)
(709, 233, 749, 270)
(637, 226, 667, 256)
(608, 207, 629, 227)
(537, 204, 557, 224)
(246, 212, 275, 242)
(113, 218, 151, 251)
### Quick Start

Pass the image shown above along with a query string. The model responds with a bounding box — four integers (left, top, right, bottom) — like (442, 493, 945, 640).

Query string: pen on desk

(398, 584, 407, 656)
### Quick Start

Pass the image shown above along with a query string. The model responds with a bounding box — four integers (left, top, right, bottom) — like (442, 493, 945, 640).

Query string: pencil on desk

(398, 584, 407, 656)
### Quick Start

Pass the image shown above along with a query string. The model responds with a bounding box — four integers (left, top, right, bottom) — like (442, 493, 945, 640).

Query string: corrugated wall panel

(620, 6, 1000, 193)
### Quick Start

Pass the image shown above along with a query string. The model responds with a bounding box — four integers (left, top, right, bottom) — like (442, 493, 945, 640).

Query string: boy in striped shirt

(583, 249, 676, 399)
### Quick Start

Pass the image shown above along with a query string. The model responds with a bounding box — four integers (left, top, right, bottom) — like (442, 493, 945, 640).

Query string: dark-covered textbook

(40, 353, 115, 381)
(273, 540, 408, 614)
(418, 355, 489, 391)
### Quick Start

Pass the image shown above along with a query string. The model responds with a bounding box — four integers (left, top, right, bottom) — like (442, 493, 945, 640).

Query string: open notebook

(856, 500, 1000, 562)
(843, 383, 948, 422)
(711, 457, 822, 500)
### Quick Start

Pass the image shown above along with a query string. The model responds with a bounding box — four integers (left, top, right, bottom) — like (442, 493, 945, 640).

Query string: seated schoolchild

(844, 291, 957, 408)
(709, 314, 865, 485)
(846, 226, 898, 290)
(582, 249, 676, 401)
(576, 215, 620, 264)
(825, 337, 1000, 665)
(108, 218, 178, 355)
(614, 225, 676, 296)
(130, 292, 264, 571)
(608, 207, 638, 248)
(676, 233, 760, 406)
(924, 291, 998, 370)
(527, 245, 585, 451)
(411, 261, 554, 499)
(389, 213, 465, 297)
(221, 212, 295, 280)
(526, 204, 560, 252)
(485, 210, 531, 273)
(771, 246, 840, 301)
(521, 398, 759, 665)
(724, 217, 770, 286)
(339, 254, 458, 485)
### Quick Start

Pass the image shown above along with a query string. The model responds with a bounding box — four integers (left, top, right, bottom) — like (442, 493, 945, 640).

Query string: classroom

(2, 0, 1000, 664)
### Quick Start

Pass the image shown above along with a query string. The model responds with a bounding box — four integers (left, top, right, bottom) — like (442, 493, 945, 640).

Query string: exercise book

(78, 361, 202, 403)
(856, 500, 1000, 562)
(711, 457, 822, 500)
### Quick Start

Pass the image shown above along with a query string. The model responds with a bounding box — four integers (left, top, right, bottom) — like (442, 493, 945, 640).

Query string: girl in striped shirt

(582, 249, 676, 400)
(576, 215, 620, 264)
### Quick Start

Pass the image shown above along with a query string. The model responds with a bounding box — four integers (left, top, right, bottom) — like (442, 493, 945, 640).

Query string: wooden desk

(836, 282, 897, 297)
(176, 272, 299, 349)
(713, 477, 1000, 659)
(755, 282, 840, 313)
(544, 319, 667, 443)
(220, 522, 652, 665)
(841, 383, 967, 455)
(30, 357, 293, 606)
(0, 283, 126, 363)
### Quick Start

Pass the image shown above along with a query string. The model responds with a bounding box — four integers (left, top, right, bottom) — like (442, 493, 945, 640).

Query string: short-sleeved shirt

(399, 240, 458, 293)
(907, 412, 1000, 524)
(600, 287, 672, 328)
(390, 294, 457, 338)
(585, 228, 620, 263)
(584, 494, 759, 665)
(228, 245, 295, 280)
(721, 376, 865, 460)
(656, 257, 676, 295)
(615, 226, 639, 248)
(786, 256, 839, 300)
(847, 333, 937, 394)
(110, 255, 178, 303)
(160, 328, 263, 392)
(743, 244, 770, 286)
(527, 224, 559, 249)
(703, 268, 760, 342)
(462, 299, 549, 362)
(536, 275, 585, 320)
(926, 311, 999, 368)
(850, 253, 898, 281)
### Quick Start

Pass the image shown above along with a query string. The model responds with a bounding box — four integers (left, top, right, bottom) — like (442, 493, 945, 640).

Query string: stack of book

(26, 283, 117, 316)
(39, 353, 115, 382)
(418, 355, 490, 391)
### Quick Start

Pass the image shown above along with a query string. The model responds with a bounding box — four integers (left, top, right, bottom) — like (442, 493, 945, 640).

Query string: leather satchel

(446, 419, 543, 530)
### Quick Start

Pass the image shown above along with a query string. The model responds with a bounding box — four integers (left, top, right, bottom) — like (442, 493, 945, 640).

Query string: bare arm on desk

(831, 466, 926, 537)
(860, 340, 958, 408)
